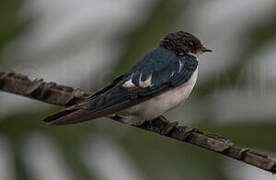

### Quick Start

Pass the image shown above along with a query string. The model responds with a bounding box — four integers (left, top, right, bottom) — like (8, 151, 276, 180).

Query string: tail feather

(43, 105, 94, 125)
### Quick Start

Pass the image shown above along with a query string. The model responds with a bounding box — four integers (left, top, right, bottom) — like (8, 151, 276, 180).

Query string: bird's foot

(161, 121, 178, 135)
(157, 116, 178, 135)
(180, 127, 199, 141)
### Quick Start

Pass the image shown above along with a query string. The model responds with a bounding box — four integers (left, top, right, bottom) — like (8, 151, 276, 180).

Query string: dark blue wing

(87, 46, 198, 111)
(44, 47, 198, 125)
(121, 46, 198, 95)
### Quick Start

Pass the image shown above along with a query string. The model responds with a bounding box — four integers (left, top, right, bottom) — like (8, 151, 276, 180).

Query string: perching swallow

(43, 31, 212, 126)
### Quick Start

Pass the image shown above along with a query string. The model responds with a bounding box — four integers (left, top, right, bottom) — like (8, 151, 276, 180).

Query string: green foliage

(0, 0, 28, 52)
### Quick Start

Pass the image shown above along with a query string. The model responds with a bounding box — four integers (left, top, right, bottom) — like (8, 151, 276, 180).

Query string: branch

(0, 70, 275, 173)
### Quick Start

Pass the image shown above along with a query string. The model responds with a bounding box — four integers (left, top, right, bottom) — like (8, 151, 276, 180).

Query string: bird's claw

(160, 121, 178, 135)
(180, 127, 200, 141)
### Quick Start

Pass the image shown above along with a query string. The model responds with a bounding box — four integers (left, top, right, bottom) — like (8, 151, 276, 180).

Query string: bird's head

(160, 31, 212, 58)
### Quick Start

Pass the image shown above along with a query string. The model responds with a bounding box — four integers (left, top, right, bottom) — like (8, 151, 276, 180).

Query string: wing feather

(43, 47, 198, 125)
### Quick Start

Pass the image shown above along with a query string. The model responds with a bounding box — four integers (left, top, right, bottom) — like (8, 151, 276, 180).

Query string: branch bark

(0, 70, 275, 173)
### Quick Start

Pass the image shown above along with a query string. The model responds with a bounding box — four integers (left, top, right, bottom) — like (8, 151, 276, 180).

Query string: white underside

(117, 67, 198, 125)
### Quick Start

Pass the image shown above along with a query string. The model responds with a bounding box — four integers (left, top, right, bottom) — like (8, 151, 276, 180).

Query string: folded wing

(43, 47, 198, 125)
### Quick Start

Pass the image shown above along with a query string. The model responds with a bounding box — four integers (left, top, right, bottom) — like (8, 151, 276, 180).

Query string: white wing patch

(170, 71, 175, 77)
(122, 74, 136, 88)
(178, 60, 184, 72)
(139, 73, 152, 88)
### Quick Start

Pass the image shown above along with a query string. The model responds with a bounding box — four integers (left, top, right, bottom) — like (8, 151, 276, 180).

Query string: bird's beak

(201, 46, 212, 53)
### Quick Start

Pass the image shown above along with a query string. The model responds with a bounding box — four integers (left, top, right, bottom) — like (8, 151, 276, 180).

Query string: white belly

(118, 68, 198, 123)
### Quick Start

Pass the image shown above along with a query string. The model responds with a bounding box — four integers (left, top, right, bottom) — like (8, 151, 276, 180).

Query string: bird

(43, 31, 212, 127)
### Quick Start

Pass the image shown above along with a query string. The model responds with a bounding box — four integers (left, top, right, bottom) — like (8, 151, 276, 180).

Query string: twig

(0, 70, 275, 173)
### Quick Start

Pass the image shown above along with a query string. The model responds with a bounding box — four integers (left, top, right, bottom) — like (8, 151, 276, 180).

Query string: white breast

(118, 68, 198, 121)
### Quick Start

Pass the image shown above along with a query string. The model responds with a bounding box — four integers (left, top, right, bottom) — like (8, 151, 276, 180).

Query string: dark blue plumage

(123, 46, 197, 92)
(87, 46, 197, 112)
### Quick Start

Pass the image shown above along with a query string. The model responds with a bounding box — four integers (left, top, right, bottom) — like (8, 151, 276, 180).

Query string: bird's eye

(188, 41, 194, 46)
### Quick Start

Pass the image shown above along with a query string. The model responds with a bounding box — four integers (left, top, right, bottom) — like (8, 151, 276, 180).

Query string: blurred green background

(0, 0, 276, 179)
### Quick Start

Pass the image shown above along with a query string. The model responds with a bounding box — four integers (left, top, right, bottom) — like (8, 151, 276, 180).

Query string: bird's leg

(157, 116, 178, 135)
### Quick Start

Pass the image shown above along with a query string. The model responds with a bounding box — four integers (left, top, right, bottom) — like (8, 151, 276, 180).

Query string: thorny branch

(0, 70, 276, 173)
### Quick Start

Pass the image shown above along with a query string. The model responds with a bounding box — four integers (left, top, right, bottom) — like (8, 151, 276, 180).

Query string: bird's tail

(44, 75, 127, 125)
(43, 102, 96, 125)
